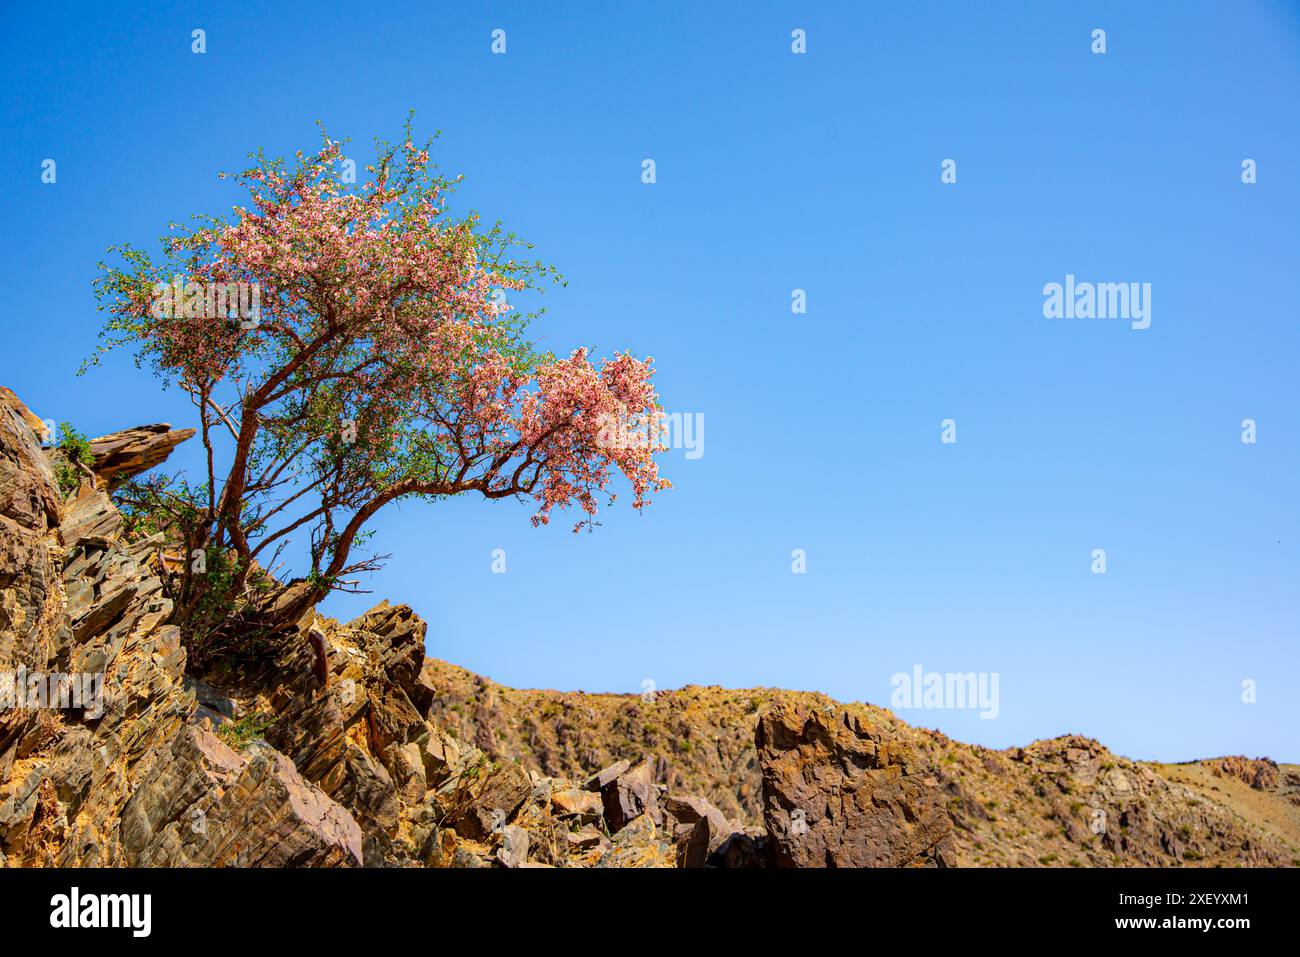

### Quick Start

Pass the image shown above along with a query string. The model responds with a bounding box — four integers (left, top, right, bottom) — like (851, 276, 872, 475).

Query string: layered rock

(1, 392, 363, 868)
(0, 388, 49, 442)
(0, 393, 62, 669)
(757, 702, 954, 867)
(87, 424, 197, 486)
(120, 726, 362, 867)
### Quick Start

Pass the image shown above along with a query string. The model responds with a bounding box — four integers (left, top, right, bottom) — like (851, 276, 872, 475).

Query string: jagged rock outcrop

(0, 393, 62, 670)
(1210, 755, 1280, 791)
(88, 424, 197, 485)
(976, 736, 1292, 867)
(599, 758, 660, 832)
(120, 726, 362, 867)
(668, 793, 740, 867)
(1, 391, 365, 868)
(0, 387, 47, 442)
(757, 701, 955, 867)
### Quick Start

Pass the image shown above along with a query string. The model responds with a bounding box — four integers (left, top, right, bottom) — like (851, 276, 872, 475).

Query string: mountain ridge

(418, 654, 1300, 866)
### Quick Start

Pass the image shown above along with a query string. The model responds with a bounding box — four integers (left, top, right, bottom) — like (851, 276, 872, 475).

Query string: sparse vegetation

(53, 423, 94, 497)
(216, 712, 272, 750)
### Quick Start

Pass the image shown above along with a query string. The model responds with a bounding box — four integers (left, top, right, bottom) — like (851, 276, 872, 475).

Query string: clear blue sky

(2, 1, 1297, 761)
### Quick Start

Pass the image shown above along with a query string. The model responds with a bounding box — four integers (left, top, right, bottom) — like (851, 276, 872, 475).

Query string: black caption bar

(0, 867, 1293, 944)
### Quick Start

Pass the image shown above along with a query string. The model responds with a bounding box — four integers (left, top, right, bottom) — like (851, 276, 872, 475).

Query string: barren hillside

(422, 658, 1300, 867)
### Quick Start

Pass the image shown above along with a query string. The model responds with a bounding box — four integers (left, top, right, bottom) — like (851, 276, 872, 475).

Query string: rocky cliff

(1, 389, 1294, 869)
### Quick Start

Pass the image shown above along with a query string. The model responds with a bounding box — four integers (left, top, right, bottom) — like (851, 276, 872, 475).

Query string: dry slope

(422, 659, 1299, 867)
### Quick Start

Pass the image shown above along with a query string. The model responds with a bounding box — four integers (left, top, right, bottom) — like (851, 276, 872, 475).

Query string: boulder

(711, 828, 768, 868)
(600, 759, 661, 833)
(756, 702, 955, 867)
(664, 793, 730, 829)
(565, 825, 607, 851)
(121, 727, 363, 867)
(496, 824, 530, 868)
(446, 759, 532, 840)
(666, 793, 737, 867)
(584, 758, 630, 792)
(678, 812, 727, 867)
(551, 787, 603, 823)
(416, 725, 462, 787)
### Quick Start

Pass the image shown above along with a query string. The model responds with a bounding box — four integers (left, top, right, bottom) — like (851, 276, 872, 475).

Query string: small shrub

(216, 712, 272, 750)
(54, 423, 95, 497)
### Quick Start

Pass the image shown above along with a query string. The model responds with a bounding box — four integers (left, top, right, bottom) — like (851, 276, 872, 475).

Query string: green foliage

(184, 547, 277, 662)
(53, 423, 95, 497)
(113, 472, 205, 540)
(216, 712, 272, 750)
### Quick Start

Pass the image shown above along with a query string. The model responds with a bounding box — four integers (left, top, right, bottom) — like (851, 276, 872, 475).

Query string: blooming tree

(90, 123, 670, 644)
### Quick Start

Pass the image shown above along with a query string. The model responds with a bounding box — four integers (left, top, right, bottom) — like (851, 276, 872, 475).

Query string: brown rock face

(0, 388, 49, 442)
(600, 759, 661, 833)
(756, 702, 955, 868)
(446, 760, 532, 841)
(0, 391, 364, 869)
(0, 398, 62, 669)
(121, 727, 362, 867)
(1210, 755, 1280, 791)
(87, 424, 196, 485)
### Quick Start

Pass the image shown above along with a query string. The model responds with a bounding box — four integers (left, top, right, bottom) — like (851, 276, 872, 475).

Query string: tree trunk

(259, 579, 327, 633)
